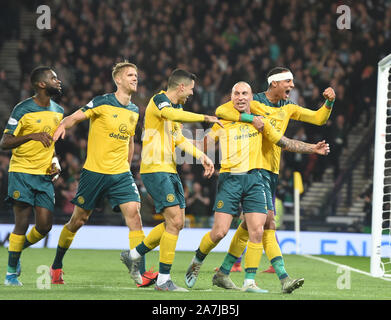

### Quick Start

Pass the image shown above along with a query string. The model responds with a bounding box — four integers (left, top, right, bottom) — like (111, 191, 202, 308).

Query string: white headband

(267, 71, 294, 85)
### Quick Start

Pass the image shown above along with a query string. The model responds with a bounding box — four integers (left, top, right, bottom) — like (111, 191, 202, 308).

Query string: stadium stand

(0, 0, 390, 231)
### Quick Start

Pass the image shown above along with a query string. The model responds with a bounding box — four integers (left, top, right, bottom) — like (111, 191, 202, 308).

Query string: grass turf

(0, 247, 389, 300)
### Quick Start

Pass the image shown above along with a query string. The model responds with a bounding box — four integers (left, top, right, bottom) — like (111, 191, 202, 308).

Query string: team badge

(166, 194, 175, 202)
(77, 196, 85, 205)
(13, 190, 20, 199)
(216, 200, 224, 209)
(239, 124, 249, 133)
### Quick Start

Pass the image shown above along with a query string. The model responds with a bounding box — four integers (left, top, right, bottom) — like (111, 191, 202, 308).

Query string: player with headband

(211, 67, 335, 293)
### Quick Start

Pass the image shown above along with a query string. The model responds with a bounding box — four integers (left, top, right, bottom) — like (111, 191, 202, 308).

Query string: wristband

(52, 156, 61, 170)
(240, 113, 254, 123)
(325, 99, 334, 108)
(51, 156, 61, 181)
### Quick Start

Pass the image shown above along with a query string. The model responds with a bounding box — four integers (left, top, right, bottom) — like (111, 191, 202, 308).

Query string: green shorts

(71, 169, 140, 210)
(213, 170, 267, 215)
(260, 169, 279, 211)
(6, 172, 55, 212)
(141, 172, 185, 214)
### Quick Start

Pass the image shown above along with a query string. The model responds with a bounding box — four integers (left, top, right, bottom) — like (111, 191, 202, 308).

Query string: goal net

(371, 53, 391, 277)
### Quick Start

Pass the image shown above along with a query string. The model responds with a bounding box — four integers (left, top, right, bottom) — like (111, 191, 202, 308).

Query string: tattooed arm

(277, 137, 330, 155)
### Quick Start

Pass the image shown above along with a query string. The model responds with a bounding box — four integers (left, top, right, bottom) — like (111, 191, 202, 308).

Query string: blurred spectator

(327, 115, 348, 179)
(0, 167, 8, 209)
(276, 168, 294, 215)
(186, 181, 211, 226)
(284, 126, 308, 174)
(358, 183, 372, 233)
(60, 179, 79, 215)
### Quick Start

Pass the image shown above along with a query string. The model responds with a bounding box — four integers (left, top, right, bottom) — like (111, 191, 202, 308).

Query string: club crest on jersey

(239, 124, 250, 133)
(13, 190, 21, 199)
(77, 196, 85, 205)
(216, 200, 224, 209)
(166, 194, 175, 202)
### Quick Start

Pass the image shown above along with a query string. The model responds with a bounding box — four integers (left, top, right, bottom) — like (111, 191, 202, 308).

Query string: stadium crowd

(1, 0, 390, 227)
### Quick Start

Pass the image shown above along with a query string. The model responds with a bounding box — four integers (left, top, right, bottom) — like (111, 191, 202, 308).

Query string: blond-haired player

(49, 61, 157, 286)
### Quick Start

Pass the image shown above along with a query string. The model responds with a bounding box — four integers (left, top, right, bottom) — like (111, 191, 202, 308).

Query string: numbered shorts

(260, 169, 279, 212)
(213, 170, 268, 215)
(141, 172, 185, 214)
(71, 169, 140, 211)
(6, 172, 55, 212)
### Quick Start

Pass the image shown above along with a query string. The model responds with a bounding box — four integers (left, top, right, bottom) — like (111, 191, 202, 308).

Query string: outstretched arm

(277, 137, 330, 155)
(53, 109, 87, 141)
(161, 108, 223, 127)
(293, 87, 335, 125)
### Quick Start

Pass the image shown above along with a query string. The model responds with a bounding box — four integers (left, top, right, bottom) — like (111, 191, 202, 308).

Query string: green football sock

(270, 256, 288, 280)
(219, 253, 238, 275)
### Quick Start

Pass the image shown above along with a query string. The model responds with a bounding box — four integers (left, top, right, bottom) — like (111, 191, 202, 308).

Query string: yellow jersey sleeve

(207, 123, 222, 142)
(288, 103, 331, 125)
(215, 101, 241, 121)
(161, 107, 205, 122)
(175, 133, 206, 161)
(262, 119, 283, 144)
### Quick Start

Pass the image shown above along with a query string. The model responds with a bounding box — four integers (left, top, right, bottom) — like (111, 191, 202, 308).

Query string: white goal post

(371, 53, 391, 277)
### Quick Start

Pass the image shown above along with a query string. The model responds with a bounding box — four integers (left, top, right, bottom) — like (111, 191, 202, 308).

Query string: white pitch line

(301, 254, 391, 282)
(66, 284, 216, 291)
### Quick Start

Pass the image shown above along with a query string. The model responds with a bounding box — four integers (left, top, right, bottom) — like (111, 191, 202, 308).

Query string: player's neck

(265, 90, 280, 104)
(165, 90, 180, 104)
(32, 92, 51, 107)
(115, 90, 131, 106)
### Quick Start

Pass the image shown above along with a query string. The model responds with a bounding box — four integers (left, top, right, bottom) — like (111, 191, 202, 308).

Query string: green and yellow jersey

(4, 97, 64, 175)
(81, 93, 139, 174)
(207, 117, 281, 174)
(140, 91, 206, 174)
(215, 92, 332, 174)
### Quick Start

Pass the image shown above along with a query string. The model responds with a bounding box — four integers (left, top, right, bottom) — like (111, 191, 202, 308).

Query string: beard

(46, 86, 62, 97)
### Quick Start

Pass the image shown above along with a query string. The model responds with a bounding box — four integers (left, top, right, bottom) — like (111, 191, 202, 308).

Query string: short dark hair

(30, 66, 52, 88)
(266, 67, 291, 79)
(167, 69, 196, 89)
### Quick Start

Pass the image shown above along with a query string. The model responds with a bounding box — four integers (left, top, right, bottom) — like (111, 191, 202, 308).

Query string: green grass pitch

(0, 247, 389, 300)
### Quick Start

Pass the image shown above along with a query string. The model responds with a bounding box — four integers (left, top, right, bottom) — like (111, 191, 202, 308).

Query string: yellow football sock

(58, 225, 77, 249)
(199, 232, 218, 255)
(26, 226, 45, 246)
(244, 241, 263, 270)
(129, 230, 145, 249)
(262, 229, 282, 260)
(228, 224, 249, 258)
(159, 231, 178, 265)
(143, 222, 165, 250)
(9, 233, 25, 252)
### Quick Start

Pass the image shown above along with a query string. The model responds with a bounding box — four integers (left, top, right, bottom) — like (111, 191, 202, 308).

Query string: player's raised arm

(290, 87, 336, 126)
(53, 109, 87, 141)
